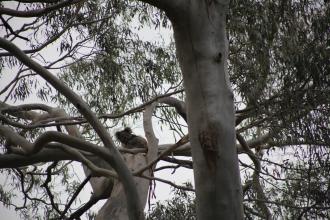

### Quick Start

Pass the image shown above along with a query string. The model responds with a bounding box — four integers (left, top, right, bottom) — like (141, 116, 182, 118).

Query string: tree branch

(141, 174, 194, 192)
(134, 135, 189, 176)
(137, 0, 183, 12)
(0, 15, 29, 41)
(159, 96, 187, 121)
(0, 0, 83, 17)
(0, 148, 74, 168)
(41, 161, 61, 214)
(0, 23, 72, 56)
(59, 145, 117, 179)
(60, 175, 92, 219)
(0, 37, 143, 220)
(237, 133, 271, 219)
(161, 156, 193, 169)
(143, 102, 159, 164)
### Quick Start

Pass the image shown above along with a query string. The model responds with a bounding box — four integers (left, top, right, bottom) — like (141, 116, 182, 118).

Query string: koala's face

(115, 128, 133, 144)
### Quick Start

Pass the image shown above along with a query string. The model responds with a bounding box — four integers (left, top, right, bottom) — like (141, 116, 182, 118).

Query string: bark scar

(198, 124, 218, 172)
(214, 52, 222, 63)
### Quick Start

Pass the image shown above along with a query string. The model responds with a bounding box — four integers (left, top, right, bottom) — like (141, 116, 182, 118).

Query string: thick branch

(143, 102, 159, 163)
(0, 0, 83, 17)
(0, 37, 143, 220)
(236, 133, 271, 153)
(60, 145, 117, 178)
(0, 102, 41, 121)
(159, 96, 187, 121)
(136, 0, 184, 17)
(0, 148, 73, 168)
(0, 126, 33, 153)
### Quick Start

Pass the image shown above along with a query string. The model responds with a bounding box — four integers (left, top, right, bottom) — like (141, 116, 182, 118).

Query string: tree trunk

(96, 153, 150, 220)
(169, 1, 243, 219)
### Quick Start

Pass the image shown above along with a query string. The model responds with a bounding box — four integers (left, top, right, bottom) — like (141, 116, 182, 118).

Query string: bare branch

(60, 145, 117, 179)
(159, 96, 187, 121)
(0, 0, 83, 17)
(143, 102, 159, 163)
(41, 161, 61, 214)
(161, 156, 193, 169)
(0, 24, 72, 56)
(0, 125, 33, 153)
(237, 133, 271, 219)
(60, 175, 91, 219)
(0, 148, 74, 168)
(0, 72, 36, 96)
(0, 90, 185, 131)
(68, 196, 100, 220)
(102, 89, 184, 119)
(136, 0, 185, 19)
(134, 135, 189, 176)
(0, 101, 41, 121)
(236, 133, 271, 153)
(0, 37, 143, 220)
(0, 15, 29, 41)
(141, 174, 194, 192)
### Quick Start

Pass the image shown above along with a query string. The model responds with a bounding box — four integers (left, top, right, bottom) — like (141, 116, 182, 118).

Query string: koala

(115, 127, 148, 149)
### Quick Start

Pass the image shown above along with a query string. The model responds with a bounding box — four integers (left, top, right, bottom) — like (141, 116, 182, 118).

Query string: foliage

(0, 0, 329, 219)
(267, 145, 330, 219)
(147, 185, 196, 220)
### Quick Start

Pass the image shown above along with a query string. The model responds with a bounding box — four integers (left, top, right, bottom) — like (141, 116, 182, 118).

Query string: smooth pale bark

(96, 103, 159, 220)
(167, 1, 243, 219)
(96, 153, 150, 220)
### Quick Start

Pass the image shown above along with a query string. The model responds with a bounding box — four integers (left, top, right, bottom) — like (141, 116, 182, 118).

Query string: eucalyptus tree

(0, 1, 242, 219)
(0, 0, 329, 220)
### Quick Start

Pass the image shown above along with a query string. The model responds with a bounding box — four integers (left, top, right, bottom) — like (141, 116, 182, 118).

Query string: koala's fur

(115, 127, 148, 149)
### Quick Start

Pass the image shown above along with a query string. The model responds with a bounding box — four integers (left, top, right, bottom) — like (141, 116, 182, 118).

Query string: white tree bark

(162, 1, 244, 219)
(96, 102, 159, 220)
(96, 153, 150, 220)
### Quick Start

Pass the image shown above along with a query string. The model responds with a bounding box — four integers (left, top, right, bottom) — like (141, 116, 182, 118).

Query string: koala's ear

(124, 127, 132, 133)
